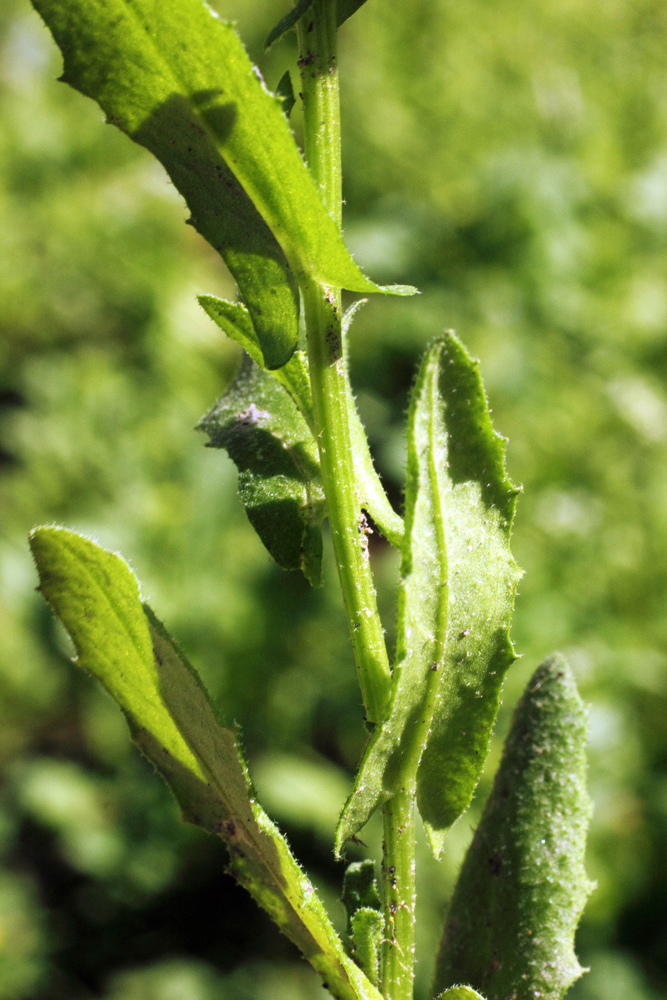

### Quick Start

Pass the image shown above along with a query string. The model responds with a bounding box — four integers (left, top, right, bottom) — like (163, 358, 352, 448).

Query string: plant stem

(297, 1, 390, 725)
(381, 791, 416, 1000)
(297, 8, 416, 997)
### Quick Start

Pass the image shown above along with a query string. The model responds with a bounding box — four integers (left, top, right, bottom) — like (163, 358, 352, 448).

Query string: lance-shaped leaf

(336, 334, 520, 853)
(266, 0, 370, 50)
(416, 334, 521, 855)
(336, 337, 451, 853)
(198, 354, 325, 586)
(31, 0, 415, 365)
(198, 295, 404, 548)
(29, 527, 383, 1000)
(31, 0, 301, 370)
(433, 655, 593, 1000)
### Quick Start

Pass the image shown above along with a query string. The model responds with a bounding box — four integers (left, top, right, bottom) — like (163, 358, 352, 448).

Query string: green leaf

(433, 655, 593, 1000)
(342, 861, 381, 931)
(276, 69, 296, 118)
(29, 526, 200, 773)
(416, 334, 521, 854)
(436, 989, 487, 1000)
(199, 295, 404, 547)
(343, 302, 404, 548)
(31, 0, 303, 370)
(32, 0, 415, 354)
(336, 336, 450, 852)
(350, 909, 383, 989)
(336, 333, 520, 854)
(198, 295, 315, 430)
(265, 0, 370, 50)
(29, 527, 383, 1000)
(198, 354, 325, 586)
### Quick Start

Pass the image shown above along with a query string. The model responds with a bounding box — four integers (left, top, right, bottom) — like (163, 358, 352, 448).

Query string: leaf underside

(198, 354, 325, 586)
(29, 527, 382, 1000)
(433, 655, 593, 1000)
(265, 0, 370, 50)
(337, 333, 521, 856)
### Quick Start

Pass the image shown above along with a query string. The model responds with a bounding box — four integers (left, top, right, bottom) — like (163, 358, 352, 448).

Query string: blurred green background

(1, 0, 667, 996)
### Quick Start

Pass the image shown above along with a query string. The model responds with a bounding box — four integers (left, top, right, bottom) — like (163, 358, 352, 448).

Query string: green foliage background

(1, 0, 666, 997)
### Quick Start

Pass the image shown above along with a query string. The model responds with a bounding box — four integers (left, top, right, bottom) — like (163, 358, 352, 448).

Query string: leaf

(436, 989, 487, 1000)
(341, 860, 383, 988)
(336, 336, 450, 852)
(265, 0, 370, 50)
(342, 861, 382, 931)
(276, 69, 296, 118)
(416, 334, 522, 855)
(350, 909, 383, 989)
(198, 354, 325, 586)
(433, 655, 594, 1000)
(29, 527, 383, 1000)
(343, 301, 404, 548)
(31, 0, 304, 370)
(199, 295, 404, 547)
(336, 334, 520, 855)
(198, 295, 315, 430)
(29, 527, 198, 771)
(32, 0, 415, 355)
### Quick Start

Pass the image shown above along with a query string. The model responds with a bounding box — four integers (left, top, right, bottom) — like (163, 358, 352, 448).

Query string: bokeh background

(2, 0, 667, 996)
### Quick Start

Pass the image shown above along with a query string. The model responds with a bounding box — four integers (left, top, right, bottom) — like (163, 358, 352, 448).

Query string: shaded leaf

(29, 527, 383, 1000)
(336, 334, 520, 854)
(199, 295, 404, 547)
(198, 295, 315, 429)
(433, 655, 593, 1000)
(276, 69, 296, 118)
(342, 861, 381, 931)
(198, 354, 325, 586)
(266, 0, 370, 50)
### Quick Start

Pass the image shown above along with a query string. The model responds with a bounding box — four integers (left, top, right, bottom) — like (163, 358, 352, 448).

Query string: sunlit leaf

(30, 0, 301, 370)
(336, 333, 520, 853)
(437, 989, 487, 1000)
(336, 335, 450, 852)
(198, 354, 325, 586)
(416, 334, 521, 855)
(31, 0, 416, 372)
(29, 527, 383, 1000)
(433, 655, 593, 1000)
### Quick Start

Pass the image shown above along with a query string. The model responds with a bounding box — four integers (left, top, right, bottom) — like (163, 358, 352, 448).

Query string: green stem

(382, 791, 416, 1000)
(297, 1, 390, 725)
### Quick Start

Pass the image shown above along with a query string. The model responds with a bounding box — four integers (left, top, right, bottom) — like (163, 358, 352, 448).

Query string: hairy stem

(382, 791, 416, 1000)
(297, 1, 390, 725)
